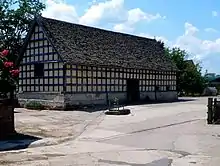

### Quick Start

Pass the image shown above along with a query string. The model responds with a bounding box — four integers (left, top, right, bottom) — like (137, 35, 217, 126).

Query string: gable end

(19, 19, 63, 64)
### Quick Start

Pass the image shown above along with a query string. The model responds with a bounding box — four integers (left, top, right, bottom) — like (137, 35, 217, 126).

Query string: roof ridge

(39, 16, 159, 43)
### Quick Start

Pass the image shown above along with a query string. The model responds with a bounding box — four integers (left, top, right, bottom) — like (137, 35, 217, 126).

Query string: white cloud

(42, 0, 165, 32)
(212, 11, 218, 17)
(113, 23, 134, 33)
(127, 8, 165, 24)
(174, 23, 220, 60)
(184, 22, 199, 35)
(204, 28, 218, 33)
(79, 0, 125, 26)
(80, 0, 165, 28)
(138, 33, 170, 45)
(113, 8, 165, 33)
(139, 23, 220, 62)
(42, 0, 78, 23)
(88, 0, 98, 6)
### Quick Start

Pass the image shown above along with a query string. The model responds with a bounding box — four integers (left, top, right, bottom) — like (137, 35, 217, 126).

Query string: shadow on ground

(0, 133, 41, 151)
(126, 98, 197, 107)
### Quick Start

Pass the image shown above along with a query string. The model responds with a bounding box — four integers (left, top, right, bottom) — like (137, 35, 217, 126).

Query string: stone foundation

(64, 92, 127, 109)
(18, 92, 65, 110)
(156, 91, 178, 101)
(18, 91, 178, 110)
(140, 91, 178, 102)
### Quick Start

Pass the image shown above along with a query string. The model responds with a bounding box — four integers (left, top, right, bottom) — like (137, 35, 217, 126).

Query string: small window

(34, 63, 44, 77)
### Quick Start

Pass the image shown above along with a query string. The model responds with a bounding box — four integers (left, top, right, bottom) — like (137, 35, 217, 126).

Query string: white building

(18, 16, 178, 109)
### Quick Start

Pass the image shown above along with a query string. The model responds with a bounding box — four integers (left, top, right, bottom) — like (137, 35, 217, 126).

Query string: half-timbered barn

(18, 16, 178, 109)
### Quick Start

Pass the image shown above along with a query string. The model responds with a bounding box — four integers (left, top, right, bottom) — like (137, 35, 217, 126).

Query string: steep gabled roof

(21, 16, 178, 71)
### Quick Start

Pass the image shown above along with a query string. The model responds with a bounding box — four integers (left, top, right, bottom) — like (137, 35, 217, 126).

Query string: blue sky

(42, 0, 220, 74)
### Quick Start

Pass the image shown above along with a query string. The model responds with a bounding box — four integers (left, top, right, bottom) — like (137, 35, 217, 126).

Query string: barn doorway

(127, 79, 140, 103)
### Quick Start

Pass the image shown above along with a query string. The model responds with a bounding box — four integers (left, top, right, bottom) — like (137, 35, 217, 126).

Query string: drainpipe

(105, 68, 109, 107)
(63, 64, 67, 109)
(63, 64, 67, 93)
(154, 71, 157, 101)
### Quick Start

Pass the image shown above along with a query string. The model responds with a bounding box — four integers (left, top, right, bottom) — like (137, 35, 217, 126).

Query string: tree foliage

(165, 47, 207, 95)
(0, 0, 45, 63)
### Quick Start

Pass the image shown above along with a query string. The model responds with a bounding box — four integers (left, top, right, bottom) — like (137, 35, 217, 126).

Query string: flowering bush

(0, 49, 19, 96)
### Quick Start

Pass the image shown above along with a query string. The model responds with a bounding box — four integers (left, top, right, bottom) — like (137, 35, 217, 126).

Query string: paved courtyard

(1, 97, 220, 165)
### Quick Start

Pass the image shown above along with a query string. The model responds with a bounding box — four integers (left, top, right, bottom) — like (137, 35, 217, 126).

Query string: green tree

(184, 62, 207, 95)
(165, 47, 207, 96)
(0, 0, 45, 64)
(165, 47, 187, 93)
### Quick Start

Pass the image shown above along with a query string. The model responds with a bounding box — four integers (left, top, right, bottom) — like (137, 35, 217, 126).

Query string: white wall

(19, 25, 64, 92)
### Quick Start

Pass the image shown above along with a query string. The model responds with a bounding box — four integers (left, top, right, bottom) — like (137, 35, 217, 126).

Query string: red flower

(10, 69, 19, 77)
(1, 50, 9, 57)
(4, 61, 14, 68)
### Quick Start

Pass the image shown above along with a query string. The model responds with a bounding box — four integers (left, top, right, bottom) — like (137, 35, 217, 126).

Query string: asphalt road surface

(1, 97, 220, 166)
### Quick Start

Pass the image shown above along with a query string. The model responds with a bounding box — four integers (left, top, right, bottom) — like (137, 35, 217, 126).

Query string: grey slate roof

(28, 16, 177, 71)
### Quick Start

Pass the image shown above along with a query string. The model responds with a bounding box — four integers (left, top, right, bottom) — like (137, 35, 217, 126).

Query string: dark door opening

(127, 79, 140, 103)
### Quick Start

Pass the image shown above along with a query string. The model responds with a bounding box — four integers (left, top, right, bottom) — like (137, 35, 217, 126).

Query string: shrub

(0, 49, 19, 98)
(24, 101, 44, 110)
